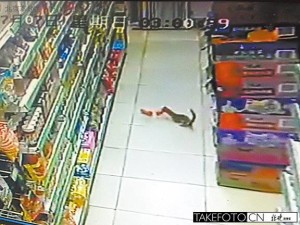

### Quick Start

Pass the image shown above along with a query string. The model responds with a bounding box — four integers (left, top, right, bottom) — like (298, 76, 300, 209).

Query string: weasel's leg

(179, 123, 189, 127)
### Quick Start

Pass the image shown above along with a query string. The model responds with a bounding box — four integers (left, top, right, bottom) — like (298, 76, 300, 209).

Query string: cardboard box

(216, 161, 282, 193)
(217, 144, 289, 166)
(216, 97, 297, 116)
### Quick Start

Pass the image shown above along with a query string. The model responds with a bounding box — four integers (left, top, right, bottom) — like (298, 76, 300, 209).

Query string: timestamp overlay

(138, 17, 230, 30)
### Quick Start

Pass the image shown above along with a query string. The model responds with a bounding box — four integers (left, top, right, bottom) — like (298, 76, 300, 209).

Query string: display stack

(0, 1, 127, 225)
(207, 2, 300, 193)
(279, 108, 300, 222)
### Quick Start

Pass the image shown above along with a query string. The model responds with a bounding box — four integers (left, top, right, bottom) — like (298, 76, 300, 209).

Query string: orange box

(219, 113, 296, 133)
(212, 29, 279, 45)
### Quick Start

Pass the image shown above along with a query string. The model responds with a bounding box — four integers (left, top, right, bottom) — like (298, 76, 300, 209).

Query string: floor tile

(124, 149, 205, 185)
(205, 156, 218, 187)
(110, 102, 134, 125)
(85, 207, 115, 225)
(103, 123, 131, 149)
(97, 147, 126, 176)
(90, 175, 121, 209)
(114, 83, 138, 104)
(118, 63, 141, 85)
(135, 84, 201, 111)
(206, 186, 284, 212)
(117, 177, 205, 220)
(128, 124, 203, 155)
(114, 210, 195, 225)
(139, 69, 199, 87)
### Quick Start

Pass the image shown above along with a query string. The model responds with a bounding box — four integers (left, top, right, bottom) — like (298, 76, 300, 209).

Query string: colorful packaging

(77, 149, 92, 164)
(217, 144, 289, 166)
(213, 41, 298, 61)
(0, 122, 19, 161)
(217, 97, 297, 115)
(69, 178, 88, 208)
(219, 113, 296, 133)
(81, 131, 96, 150)
(217, 129, 298, 148)
(215, 61, 300, 98)
(214, 40, 298, 56)
(212, 28, 279, 45)
(112, 40, 125, 50)
(216, 161, 282, 193)
(74, 164, 91, 178)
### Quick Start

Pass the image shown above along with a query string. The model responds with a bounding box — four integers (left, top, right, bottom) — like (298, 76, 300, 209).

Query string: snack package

(0, 122, 19, 161)
(81, 131, 96, 150)
(77, 149, 92, 164)
(74, 164, 91, 178)
(69, 178, 88, 208)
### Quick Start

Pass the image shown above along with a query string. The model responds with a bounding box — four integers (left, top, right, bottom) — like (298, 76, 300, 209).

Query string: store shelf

(17, 2, 64, 76)
(0, 2, 122, 224)
(36, 86, 64, 153)
(68, 91, 87, 138)
(73, 49, 127, 225)
(281, 172, 298, 213)
(43, 69, 84, 188)
(60, 37, 80, 81)
(44, 141, 72, 212)
(44, 22, 106, 223)
(0, 217, 36, 225)
(17, 7, 74, 111)
(18, 50, 58, 111)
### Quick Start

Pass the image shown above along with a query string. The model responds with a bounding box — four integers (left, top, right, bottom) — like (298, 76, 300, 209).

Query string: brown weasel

(162, 107, 196, 127)
(140, 107, 196, 128)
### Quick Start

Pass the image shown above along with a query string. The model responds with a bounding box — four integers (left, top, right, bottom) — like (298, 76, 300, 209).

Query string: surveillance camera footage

(0, 1, 298, 225)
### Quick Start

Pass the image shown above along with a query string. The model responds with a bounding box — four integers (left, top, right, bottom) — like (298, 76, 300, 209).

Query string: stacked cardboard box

(209, 24, 300, 193)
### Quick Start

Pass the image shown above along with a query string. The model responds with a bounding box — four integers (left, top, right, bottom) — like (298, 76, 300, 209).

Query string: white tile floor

(86, 30, 284, 225)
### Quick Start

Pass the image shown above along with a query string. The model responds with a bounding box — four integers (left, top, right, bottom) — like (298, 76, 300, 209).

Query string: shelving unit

(61, 14, 128, 225)
(279, 104, 300, 224)
(0, 1, 128, 225)
(205, 2, 300, 193)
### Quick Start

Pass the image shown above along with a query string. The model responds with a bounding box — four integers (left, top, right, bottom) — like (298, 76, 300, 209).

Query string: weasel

(140, 107, 196, 128)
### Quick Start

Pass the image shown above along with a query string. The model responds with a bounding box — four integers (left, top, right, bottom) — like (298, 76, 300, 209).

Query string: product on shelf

(0, 2, 127, 224)
(207, 8, 300, 193)
(217, 161, 282, 193)
(217, 98, 297, 116)
(0, 121, 19, 161)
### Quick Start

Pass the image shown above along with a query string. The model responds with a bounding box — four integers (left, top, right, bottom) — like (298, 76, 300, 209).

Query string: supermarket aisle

(85, 30, 283, 225)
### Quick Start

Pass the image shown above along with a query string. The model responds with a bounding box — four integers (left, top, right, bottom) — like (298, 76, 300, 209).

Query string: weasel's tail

(187, 109, 196, 126)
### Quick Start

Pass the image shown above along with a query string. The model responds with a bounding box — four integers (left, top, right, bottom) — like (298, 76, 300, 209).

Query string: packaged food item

(0, 121, 19, 161)
(77, 149, 92, 164)
(62, 208, 76, 225)
(21, 194, 45, 222)
(69, 178, 88, 209)
(74, 164, 91, 178)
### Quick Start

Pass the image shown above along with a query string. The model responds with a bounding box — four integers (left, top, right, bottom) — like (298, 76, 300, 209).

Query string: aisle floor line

(197, 30, 208, 212)
(112, 31, 149, 224)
